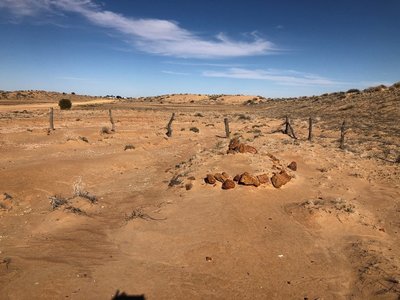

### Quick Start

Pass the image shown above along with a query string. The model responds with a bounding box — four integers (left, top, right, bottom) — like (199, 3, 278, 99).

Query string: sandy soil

(0, 95, 399, 299)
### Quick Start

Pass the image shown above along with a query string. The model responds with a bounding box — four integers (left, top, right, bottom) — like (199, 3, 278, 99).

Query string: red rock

(237, 143, 257, 154)
(205, 174, 216, 184)
(214, 173, 226, 183)
(244, 145, 258, 154)
(267, 153, 280, 163)
(257, 174, 269, 184)
(271, 170, 291, 188)
(229, 137, 240, 150)
(222, 179, 235, 190)
(228, 138, 257, 154)
(288, 161, 297, 171)
(233, 174, 241, 182)
(239, 172, 260, 187)
(238, 143, 246, 153)
(222, 172, 230, 179)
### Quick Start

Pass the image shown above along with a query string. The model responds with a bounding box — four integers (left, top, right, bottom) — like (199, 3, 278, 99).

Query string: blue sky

(0, 0, 399, 98)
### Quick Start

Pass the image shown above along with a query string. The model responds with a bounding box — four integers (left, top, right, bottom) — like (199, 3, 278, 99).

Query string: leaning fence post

(49, 107, 54, 130)
(283, 116, 297, 139)
(340, 120, 346, 149)
(108, 109, 115, 132)
(284, 116, 289, 134)
(288, 122, 298, 139)
(224, 117, 230, 138)
(308, 117, 313, 141)
(166, 113, 175, 137)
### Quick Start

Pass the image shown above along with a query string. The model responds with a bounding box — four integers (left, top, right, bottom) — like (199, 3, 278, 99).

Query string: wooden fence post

(340, 120, 346, 149)
(283, 116, 297, 139)
(284, 116, 289, 134)
(166, 113, 175, 137)
(108, 109, 115, 132)
(308, 117, 313, 142)
(288, 122, 298, 140)
(49, 107, 54, 130)
(224, 118, 230, 138)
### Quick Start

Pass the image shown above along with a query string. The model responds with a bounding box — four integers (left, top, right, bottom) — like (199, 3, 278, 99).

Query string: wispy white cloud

(203, 68, 341, 86)
(163, 61, 245, 68)
(0, 0, 53, 17)
(162, 70, 190, 76)
(0, 0, 277, 58)
(56, 76, 95, 81)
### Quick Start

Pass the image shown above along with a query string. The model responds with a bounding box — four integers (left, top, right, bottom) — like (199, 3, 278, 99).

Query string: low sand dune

(0, 99, 116, 112)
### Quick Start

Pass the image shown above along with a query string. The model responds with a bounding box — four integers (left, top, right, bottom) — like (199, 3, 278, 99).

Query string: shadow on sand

(112, 290, 146, 299)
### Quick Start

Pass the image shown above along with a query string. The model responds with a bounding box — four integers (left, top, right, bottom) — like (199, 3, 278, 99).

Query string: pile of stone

(204, 162, 296, 190)
(204, 171, 266, 190)
(270, 170, 291, 188)
(226, 137, 258, 155)
(203, 137, 298, 190)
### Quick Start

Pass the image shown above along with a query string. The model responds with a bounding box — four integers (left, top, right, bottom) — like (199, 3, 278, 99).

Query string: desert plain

(0, 87, 399, 299)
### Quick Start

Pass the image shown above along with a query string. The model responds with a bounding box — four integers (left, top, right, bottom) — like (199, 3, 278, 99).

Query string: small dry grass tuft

(126, 208, 167, 221)
(73, 177, 97, 203)
(168, 174, 183, 187)
(49, 195, 68, 210)
(64, 206, 87, 215)
(124, 144, 135, 151)
(100, 126, 111, 134)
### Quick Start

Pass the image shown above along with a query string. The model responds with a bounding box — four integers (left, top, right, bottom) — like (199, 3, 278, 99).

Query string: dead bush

(101, 126, 111, 134)
(73, 177, 97, 203)
(49, 195, 68, 210)
(124, 144, 135, 151)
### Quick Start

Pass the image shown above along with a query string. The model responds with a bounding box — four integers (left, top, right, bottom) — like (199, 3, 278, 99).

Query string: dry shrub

(73, 177, 97, 203)
(101, 126, 111, 134)
(49, 195, 68, 210)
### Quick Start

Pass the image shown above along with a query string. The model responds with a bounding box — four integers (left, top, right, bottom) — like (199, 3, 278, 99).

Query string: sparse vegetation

(64, 206, 87, 215)
(124, 144, 135, 151)
(244, 99, 258, 105)
(126, 208, 167, 221)
(190, 127, 199, 133)
(339, 104, 355, 111)
(49, 195, 68, 210)
(208, 94, 222, 101)
(79, 136, 89, 143)
(168, 174, 182, 187)
(346, 88, 360, 94)
(237, 114, 251, 121)
(58, 98, 72, 110)
(392, 81, 400, 88)
(101, 126, 111, 134)
(363, 85, 387, 93)
(73, 177, 97, 203)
